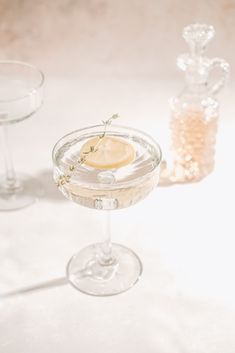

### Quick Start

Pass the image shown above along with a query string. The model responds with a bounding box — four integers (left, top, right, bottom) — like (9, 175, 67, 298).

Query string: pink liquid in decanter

(170, 105, 218, 182)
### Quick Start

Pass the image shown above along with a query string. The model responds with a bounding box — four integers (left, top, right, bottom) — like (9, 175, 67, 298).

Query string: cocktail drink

(53, 119, 162, 296)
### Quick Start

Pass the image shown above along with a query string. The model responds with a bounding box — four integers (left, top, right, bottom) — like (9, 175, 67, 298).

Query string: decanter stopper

(177, 23, 229, 95)
(183, 23, 214, 56)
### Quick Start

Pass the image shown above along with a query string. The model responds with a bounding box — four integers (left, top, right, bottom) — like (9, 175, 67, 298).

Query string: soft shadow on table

(36, 169, 66, 202)
(0, 277, 68, 299)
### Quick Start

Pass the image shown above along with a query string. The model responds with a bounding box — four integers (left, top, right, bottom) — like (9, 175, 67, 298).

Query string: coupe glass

(53, 124, 162, 296)
(0, 61, 44, 211)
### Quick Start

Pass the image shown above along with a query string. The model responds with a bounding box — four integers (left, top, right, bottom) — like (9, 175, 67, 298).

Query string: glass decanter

(161, 24, 229, 184)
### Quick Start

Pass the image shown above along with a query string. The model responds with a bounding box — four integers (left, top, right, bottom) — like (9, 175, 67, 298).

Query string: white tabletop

(0, 77, 235, 353)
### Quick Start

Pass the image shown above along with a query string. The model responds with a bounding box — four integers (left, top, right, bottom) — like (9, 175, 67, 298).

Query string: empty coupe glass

(0, 61, 44, 211)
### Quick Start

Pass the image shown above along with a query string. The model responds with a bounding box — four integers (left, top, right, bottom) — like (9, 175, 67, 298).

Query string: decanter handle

(208, 58, 230, 95)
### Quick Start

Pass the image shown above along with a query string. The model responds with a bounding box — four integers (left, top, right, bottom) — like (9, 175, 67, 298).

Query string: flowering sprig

(56, 114, 119, 187)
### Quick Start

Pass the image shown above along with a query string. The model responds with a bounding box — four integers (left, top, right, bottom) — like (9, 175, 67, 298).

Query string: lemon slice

(80, 136, 136, 169)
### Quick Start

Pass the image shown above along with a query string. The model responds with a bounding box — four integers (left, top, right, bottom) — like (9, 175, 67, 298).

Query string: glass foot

(67, 243, 142, 296)
(0, 173, 44, 211)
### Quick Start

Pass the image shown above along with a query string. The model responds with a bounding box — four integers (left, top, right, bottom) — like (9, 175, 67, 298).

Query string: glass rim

(0, 60, 44, 102)
(52, 124, 162, 183)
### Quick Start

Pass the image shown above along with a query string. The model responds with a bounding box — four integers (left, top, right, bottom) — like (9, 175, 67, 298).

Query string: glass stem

(100, 210, 113, 265)
(1, 124, 17, 189)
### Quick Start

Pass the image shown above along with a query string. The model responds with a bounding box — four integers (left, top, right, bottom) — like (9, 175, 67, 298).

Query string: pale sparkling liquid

(170, 107, 218, 182)
(55, 132, 160, 210)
